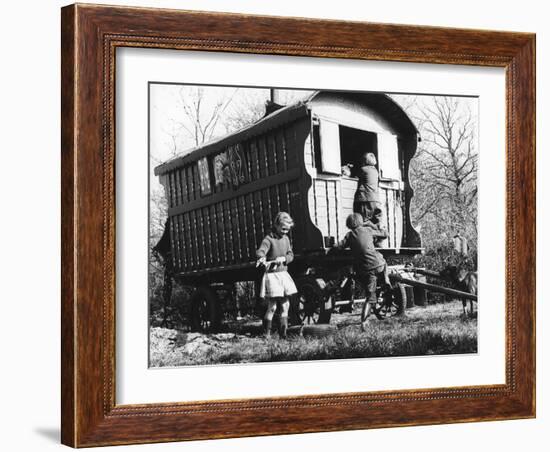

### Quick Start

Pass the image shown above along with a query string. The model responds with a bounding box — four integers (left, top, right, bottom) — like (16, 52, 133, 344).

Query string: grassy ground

(149, 300, 477, 367)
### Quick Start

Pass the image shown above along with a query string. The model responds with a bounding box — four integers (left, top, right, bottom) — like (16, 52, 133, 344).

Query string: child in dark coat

(337, 213, 390, 330)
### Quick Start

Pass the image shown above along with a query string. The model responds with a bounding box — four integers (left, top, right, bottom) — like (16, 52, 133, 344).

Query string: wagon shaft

(389, 274, 477, 301)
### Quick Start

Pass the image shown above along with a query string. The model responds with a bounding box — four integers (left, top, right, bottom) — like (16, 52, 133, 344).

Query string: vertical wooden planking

(315, 180, 328, 237)
(312, 177, 318, 226)
(167, 172, 173, 208)
(183, 214, 189, 270)
(202, 207, 213, 267)
(172, 215, 180, 271)
(202, 208, 210, 267)
(268, 186, 278, 221)
(395, 191, 404, 248)
(195, 210, 204, 267)
(184, 212, 194, 269)
(186, 211, 195, 268)
(340, 178, 355, 241)
(262, 188, 272, 235)
(197, 208, 206, 267)
(182, 167, 188, 201)
(168, 216, 177, 271)
(223, 200, 234, 263)
(238, 195, 250, 260)
(267, 133, 277, 174)
(253, 191, 265, 244)
(288, 180, 302, 251)
(209, 204, 219, 266)
(195, 209, 205, 268)
(230, 197, 242, 261)
(188, 210, 197, 268)
(280, 182, 290, 213)
(174, 214, 182, 271)
(182, 213, 191, 270)
(186, 166, 194, 201)
(284, 122, 298, 169)
(168, 172, 174, 207)
(215, 202, 226, 264)
(275, 184, 282, 214)
(325, 182, 332, 239)
(258, 137, 269, 179)
(209, 204, 218, 265)
(303, 131, 313, 169)
(243, 141, 253, 184)
(246, 193, 258, 257)
(384, 189, 393, 248)
(276, 129, 287, 173)
(333, 180, 340, 241)
(180, 167, 188, 204)
(174, 168, 181, 207)
(221, 201, 230, 264)
(171, 215, 179, 271)
(249, 140, 260, 182)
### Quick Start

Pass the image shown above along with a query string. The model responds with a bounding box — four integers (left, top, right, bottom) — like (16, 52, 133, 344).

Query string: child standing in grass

(256, 212, 297, 339)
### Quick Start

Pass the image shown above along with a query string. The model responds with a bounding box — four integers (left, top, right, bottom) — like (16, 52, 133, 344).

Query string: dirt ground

(149, 300, 477, 367)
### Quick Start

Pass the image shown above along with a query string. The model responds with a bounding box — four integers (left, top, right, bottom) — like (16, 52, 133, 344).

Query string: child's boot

(279, 317, 288, 339)
(263, 319, 272, 338)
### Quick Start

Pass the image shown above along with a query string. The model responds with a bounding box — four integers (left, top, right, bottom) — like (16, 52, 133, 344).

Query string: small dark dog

(440, 265, 478, 316)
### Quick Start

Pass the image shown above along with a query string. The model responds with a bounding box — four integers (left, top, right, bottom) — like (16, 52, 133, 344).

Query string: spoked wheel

(372, 283, 406, 318)
(190, 286, 222, 332)
(295, 279, 332, 325)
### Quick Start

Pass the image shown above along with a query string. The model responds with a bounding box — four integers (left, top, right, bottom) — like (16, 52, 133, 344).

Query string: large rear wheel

(373, 283, 406, 318)
(294, 278, 333, 325)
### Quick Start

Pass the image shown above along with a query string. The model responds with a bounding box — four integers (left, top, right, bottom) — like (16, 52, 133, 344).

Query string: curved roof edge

(154, 90, 418, 176)
(154, 102, 309, 176)
(305, 91, 419, 136)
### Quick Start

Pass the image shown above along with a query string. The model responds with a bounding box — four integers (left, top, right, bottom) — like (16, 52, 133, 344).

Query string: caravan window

(338, 125, 378, 178)
(314, 121, 380, 178)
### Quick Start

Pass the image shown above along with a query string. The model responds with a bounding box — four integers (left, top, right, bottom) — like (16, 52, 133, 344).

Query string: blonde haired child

(256, 212, 297, 338)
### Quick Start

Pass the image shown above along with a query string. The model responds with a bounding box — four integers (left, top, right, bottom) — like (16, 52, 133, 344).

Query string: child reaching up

(336, 213, 391, 330)
(256, 212, 298, 339)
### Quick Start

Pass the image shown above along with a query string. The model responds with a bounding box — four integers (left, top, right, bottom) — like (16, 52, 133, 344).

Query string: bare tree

(173, 86, 240, 147)
(149, 86, 273, 323)
(223, 90, 267, 133)
(393, 95, 478, 248)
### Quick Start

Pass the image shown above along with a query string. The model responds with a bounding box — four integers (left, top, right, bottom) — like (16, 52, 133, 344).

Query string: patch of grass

(149, 301, 477, 367)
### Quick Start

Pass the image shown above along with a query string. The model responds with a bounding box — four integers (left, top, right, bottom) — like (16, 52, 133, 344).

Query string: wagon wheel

(190, 286, 222, 333)
(295, 279, 332, 325)
(373, 283, 406, 318)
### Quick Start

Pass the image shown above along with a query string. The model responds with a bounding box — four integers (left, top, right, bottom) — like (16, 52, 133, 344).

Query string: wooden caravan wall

(163, 118, 308, 274)
(308, 177, 404, 248)
(306, 156, 405, 249)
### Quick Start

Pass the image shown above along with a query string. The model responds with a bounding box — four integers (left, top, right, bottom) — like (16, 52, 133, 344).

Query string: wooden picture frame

(61, 3, 535, 447)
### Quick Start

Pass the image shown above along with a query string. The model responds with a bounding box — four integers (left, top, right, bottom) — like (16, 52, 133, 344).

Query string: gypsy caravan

(154, 91, 422, 330)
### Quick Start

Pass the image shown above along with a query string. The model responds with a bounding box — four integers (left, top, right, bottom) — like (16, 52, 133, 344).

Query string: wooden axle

(409, 267, 442, 278)
(390, 274, 477, 301)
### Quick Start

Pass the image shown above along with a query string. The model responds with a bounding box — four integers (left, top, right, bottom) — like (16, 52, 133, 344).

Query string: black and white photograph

(148, 84, 478, 367)
(4, 0, 544, 450)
